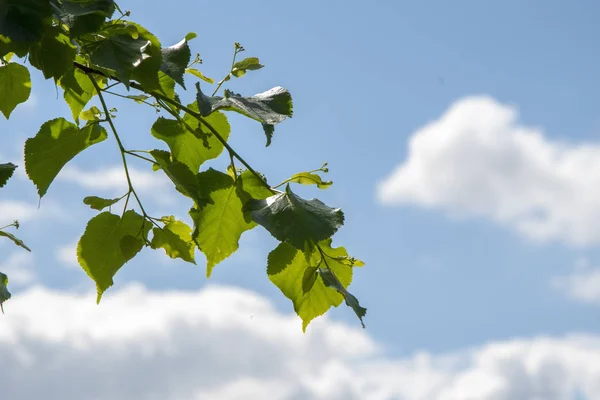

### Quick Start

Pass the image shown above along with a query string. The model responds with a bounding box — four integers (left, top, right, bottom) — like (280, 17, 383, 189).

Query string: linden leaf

(77, 210, 150, 302)
(190, 169, 256, 277)
(25, 118, 108, 197)
(160, 38, 191, 88)
(151, 218, 196, 264)
(0, 62, 31, 119)
(195, 83, 293, 146)
(0, 163, 17, 188)
(83, 195, 122, 211)
(244, 184, 344, 250)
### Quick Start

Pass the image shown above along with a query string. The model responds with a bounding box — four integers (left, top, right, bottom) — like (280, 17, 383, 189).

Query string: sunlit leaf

(83, 195, 122, 211)
(160, 38, 191, 88)
(231, 56, 263, 78)
(25, 118, 108, 197)
(151, 218, 195, 264)
(0, 62, 31, 119)
(28, 26, 77, 80)
(185, 68, 214, 84)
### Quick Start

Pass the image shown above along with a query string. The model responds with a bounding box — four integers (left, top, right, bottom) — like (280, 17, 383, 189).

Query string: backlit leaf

(25, 118, 108, 197)
(60, 62, 105, 124)
(28, 26, 77, 80)
(150, 149, 206, 205)
(0, 271, 10, 313)
(186, 68, 214, 84)
(286, 171, 332, 189)
(83, 195, 122, 211)
(151, 218, 195, 264)
(0, 62, 31, 119)
(77, 210, 150, 302)
(231, 56, 263, 78)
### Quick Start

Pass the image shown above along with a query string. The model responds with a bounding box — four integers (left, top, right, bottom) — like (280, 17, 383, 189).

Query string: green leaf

(125, 94, 150, 103)
(160, 38, 191, 88)
(0, 0, 52, 44)
(151, 109, 230, 174)
(59, 66, 105, 124)
(83, 195, 122, 211)
(25, 118, 108, 197)
(245, 184, 344, 250)
(83, 32, 151, 88)
(237, 170, 273, 201)
(79, 105, 101, 121)
(129, 23, 162, 92)
(186, 68, 214, 83)
(51, 0, 115, 37)
(286, 172, 332, 189)
(0, 163, 17, 188)
(0, 271, 10, 313)
(267, 240, 355, 331)
(77, 210, 150, 302)
(150, 149, 206, 204)
(231, 57, 264, 78)
(151, 218, 195, 264)
(319, 267, 366, 328)
(185, 32, 197, 41)
(190, 168, 256, 277)
(28, 26, 77, 80)
(0, 62, 31, 119)
(0, 230, 32, 252)
(195, 83, 293, 146)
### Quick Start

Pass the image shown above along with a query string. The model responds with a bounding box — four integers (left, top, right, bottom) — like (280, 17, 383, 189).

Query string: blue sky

(2, 1, 600, 399)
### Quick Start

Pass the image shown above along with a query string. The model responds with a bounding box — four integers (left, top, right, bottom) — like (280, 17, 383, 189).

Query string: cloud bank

(377, 96, 600, 246)
(2, 284, 600, 400)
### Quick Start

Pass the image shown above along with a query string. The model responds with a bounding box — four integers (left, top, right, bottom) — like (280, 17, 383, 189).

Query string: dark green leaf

(0, 62, 31, 119)
(83, 195, 122, 211)
(25, 118, 108, 197)
(77, 210, 150, 302)
(129, 23, 162, 92)
(28, 26, 77, 80)
(150, 149, 206, 205)
(0, 271, 10, 313)
(245, 184, 344, 250)
(302, 266, 318, 294)
(186, 68, 214, 84)
(0, 0, 52, 44)
(83, 32, 151, 88)
(319, 267, 366, 328)
(190, 169, 256, 277)
(51, 0, 115, 37)
(0, 230, 31, 251)
(231, 56, 264, 78)
(195, 83, 292, 146)
(151, 217, 195, 264)
(287, 172, 332, 189)
(0, 163, 17, 188)
(160, 38, 191, 88)
(59, 63, 105, 124)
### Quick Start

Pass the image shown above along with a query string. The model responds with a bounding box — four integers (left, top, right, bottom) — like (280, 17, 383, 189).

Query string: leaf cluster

(0, 0, 366, 329)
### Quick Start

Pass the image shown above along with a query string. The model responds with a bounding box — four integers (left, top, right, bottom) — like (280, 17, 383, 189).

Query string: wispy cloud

(377, 96, 600, 246)
(0, 252, 36, 287)
(1, 284, 600, 400)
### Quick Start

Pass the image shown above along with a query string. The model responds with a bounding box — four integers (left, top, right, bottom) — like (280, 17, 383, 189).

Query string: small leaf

(0, 163, 17, 188)
(0, 62, 31, 119)
(28, 26, 77, 80)
(185, 32, 197, 41)
(244, 184, 344, 250)
(302, 266, 318, 294)
(83, 195, 122, 211)
(0, 271, 10, 313)
(231, 56, 264, 78)
(60, 66, 105, 124)
(195, 83, 292, 146)
(77, 210, 150, 302)
(0, 230, 32, 251)
(25, 118, 108, 197)
(79, 106, 101, 121)
(160, 38, 191, 88)
(287, 172, 332, 189)
(150, 149, 206, 205)
(151, 218, 195, 264)
(125, 94, 150, 103)
(190, 169, 257, 277)
(319, 267, 366, 328)
(185, 68, 214, 84)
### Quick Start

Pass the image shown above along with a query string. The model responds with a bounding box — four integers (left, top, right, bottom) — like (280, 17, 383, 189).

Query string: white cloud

(55, 241, 78, 269)
(0, 199, 64, 223)
(377, 96, 600, 246)
(0, 252, 36, 286)
(58, 165, 176, 205)
(552, 267, 600, 305)
(2, 284, 600, 400)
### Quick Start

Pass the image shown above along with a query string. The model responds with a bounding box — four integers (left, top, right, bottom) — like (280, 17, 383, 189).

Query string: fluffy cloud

(2, 284, 600, 400)
(552, 267, 600, 305)
(58, 165, 175, 205)
(377, 96, 600, 246)
(0, 251, 36, 286)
